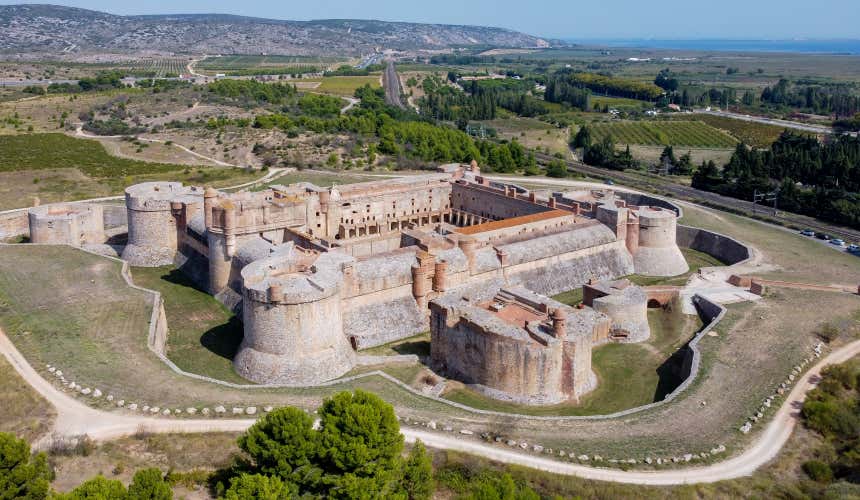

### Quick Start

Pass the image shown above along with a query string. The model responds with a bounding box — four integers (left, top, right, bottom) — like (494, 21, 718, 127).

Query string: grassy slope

(0, 133, 261, 210)
(130, 267, 246, 384)
(0, 355, 55, 442)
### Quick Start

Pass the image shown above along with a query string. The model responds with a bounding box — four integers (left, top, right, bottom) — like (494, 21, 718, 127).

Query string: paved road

(532, 152, 860, 242)
(1, 324, 858, 485)
(382, 61, 406, 109)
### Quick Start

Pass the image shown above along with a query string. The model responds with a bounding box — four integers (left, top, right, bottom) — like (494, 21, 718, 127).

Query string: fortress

(26, 163, 688, 397)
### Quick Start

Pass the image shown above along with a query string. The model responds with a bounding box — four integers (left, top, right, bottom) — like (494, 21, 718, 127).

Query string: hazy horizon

(1, 0, 858, 40)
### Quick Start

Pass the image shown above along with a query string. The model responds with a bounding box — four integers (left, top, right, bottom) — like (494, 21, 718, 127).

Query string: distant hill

(0, 4, 553, 57)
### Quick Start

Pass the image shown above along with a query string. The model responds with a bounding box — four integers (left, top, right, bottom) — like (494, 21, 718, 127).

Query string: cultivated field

(196, 55, 347, 76)
(314, 75, 381, 96)
(690, 114, 794, 148)
(590, 120, 739, 148)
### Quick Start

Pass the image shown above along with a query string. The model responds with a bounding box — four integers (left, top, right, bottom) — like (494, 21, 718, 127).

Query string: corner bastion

(583, 278, 650, 343)
(27, 203, 104, 246)
(234, 246, 357, 385)
(430, 286, 601, 405)
(122, 182, 203, 267)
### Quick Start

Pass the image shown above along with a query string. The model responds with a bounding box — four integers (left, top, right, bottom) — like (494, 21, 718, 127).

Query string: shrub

(803, 460, 833, 483)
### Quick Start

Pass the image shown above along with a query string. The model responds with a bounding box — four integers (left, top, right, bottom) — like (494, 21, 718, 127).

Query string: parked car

(830, 238, 845, 246)
(846, 244, 860, 254)
(815, 232, 831, 240)
(604, 179, 615, 186)
(800, 228, 815, 237)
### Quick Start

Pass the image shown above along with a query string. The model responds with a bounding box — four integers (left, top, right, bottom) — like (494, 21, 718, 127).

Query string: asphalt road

(382, 60, 406, 109)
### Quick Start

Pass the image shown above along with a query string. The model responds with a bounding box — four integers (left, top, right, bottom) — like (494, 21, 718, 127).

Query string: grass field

(130, 267, 246, 384)
(0, 354, 55, 442)
(442, 304, 702, 416)
(0, 133, 262, 210)
(314, 76, 381, 96)
(196, 55, 346, 76)
(590, 120, 738, 148)
(590, 96, 650, 110)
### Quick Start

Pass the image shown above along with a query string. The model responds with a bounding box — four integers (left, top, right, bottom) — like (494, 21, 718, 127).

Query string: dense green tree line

(692, 132, 860, 229)
(762, 79, 860, 117)
(548, 70, 663, 102)
(298, 93, 345, 117)
(207, 79, 297, 105)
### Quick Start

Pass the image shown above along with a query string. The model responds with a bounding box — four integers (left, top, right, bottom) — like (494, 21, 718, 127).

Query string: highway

(533, 151, 860, 242)
(382, 60, 406, 109)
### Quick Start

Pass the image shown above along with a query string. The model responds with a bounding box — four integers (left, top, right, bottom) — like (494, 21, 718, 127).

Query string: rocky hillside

(0, 5, 552, 56)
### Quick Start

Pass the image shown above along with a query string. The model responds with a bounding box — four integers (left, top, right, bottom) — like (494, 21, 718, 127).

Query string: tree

(398, 441, 434, 500)
(572, 125, 592, 149)
(546, 159, 567, 178)
(238, 406, 319, 484)
(60, 476, 127, 500)
(672, 151, 694, 176)
(317, 390, 403, 481)
(128, 468, 172, 500)
(0, 432, 51, 500)
(224, 473, 293, 500)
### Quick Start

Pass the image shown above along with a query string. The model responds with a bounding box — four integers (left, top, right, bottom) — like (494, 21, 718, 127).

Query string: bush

(803, 460, 833, 483)
(816, 323, 840, 344)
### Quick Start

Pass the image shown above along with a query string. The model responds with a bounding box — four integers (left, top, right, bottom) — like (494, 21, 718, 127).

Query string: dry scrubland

(1, 197, 858, 459)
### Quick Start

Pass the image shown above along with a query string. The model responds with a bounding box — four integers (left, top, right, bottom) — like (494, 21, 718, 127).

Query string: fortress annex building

(28, 163, 687, 395)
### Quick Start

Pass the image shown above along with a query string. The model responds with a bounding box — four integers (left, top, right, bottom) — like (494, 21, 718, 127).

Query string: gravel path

(2, 325, 857, 485)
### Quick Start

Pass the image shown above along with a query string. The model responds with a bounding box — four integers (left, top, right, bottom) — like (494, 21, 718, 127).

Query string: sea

(566, 39, 860, 55)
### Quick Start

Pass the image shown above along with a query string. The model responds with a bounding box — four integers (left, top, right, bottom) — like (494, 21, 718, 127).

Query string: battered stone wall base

(214, 287, 243, 314)
(233, 342, 356, 386)
(507, 246, 635, 297)
(468, 368, 597, 405)
(633, 246, 689, 277)
(121, 244, 176, 267)
(344, 296, 427, 349)
(607, 320, 650, 344)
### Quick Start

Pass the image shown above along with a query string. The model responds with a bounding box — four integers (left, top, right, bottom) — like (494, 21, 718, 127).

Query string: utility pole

(753, 189, 779, 215)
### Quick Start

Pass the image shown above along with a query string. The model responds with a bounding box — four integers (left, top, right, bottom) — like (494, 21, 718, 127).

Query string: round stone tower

(121, 182, 202, 267)
(632, 207, 688, 277)
(28, 203, 104, 246)
(234, 252, 356, 385)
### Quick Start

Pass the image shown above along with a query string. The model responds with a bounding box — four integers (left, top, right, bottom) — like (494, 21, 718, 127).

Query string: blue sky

(3, 0, 859, 39)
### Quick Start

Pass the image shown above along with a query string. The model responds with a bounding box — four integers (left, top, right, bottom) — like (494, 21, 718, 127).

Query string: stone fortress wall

(28, 202, 105, 246)
(24, 162, 690, 388)
(122, 182, 203, 267)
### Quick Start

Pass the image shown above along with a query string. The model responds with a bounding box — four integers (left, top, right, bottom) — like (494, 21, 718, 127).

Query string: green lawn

(441, 305, 701, 416)
(627, 247, 725, 287)
(362, 332, 430, 358)
(130, 266, 247, 384)
(315, 76, 380, 96)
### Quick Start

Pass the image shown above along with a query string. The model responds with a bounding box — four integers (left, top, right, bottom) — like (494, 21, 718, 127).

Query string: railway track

(533, 152, 860, 242)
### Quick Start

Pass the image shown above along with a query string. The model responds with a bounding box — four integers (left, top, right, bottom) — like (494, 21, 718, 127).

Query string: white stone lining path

(2, 326, 858, 485)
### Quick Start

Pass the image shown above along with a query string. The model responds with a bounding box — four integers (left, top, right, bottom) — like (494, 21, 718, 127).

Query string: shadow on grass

(653, 346, 690, 402)
(392, 340, 430, 357)
(200, 316, 243, 361)
(158, 268, 243, 361)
